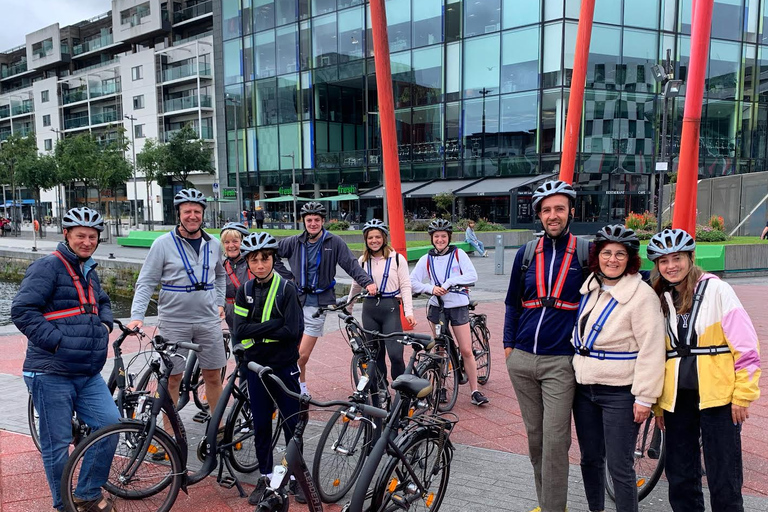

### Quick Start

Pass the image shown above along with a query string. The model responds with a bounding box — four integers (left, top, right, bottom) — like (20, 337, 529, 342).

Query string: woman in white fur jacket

(571, 225, 666, 512)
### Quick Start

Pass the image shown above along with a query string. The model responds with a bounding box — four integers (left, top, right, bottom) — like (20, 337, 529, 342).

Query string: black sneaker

(248, 475, 270, 506)
(471, 390, 489, 406)
(289, 479, 307, 504)
(439, 388, 448, 403)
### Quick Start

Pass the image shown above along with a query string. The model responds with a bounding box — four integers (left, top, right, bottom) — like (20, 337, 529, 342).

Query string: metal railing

(161, 62, 211, 82)
(0, 130, 11, 141)
(0, 106, 9, 119)
(172, 31, 212, 46)
(91, 110, 121, 125)
(62, 89, 88, 105)
(11, 102, 34, 115)
(163, 94, 212, 112)
(1, 60, 27, 78)
(14, 126, 34, 137)
(64, 115, 89, 129)
(163, 122, 213, 141)
(90, 80, 121, 98)
(173, 1, 212, 23)
(73, 33, 114, 56)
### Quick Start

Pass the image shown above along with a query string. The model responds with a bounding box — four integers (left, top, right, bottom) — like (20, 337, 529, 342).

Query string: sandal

(73, 495, 116, 512)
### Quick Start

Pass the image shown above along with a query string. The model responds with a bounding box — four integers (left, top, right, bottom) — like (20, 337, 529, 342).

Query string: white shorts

(302, 306, 327, 338)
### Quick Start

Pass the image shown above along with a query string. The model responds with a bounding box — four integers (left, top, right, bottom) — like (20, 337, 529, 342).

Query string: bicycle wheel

(271, 409, 283, 451)
(192, 365, 228, 411)
(371, 431, 452, 512)
(470, 320, 491, 386)
(414, 361, 441, 416)
(436, 348, 459, 413)
(605, 415, 666, 502)
(60, 422, 184, 512)
(225, 397, 258, 474)
(312, 406, 373, 503)
(28, 395, 42, 452)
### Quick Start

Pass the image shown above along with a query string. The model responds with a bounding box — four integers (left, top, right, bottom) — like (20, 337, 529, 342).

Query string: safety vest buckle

(540, 297, 556, 308)
(706, 346, 722, 356)
(595, 351, 606, 360)
(676, 346, 691, 357)
(81, 303, 96, 315)
(186, 268, 194, 275)
(578, 346, 591, 356)
(591, 324, 603, 333)
(194, 282, 207, 291)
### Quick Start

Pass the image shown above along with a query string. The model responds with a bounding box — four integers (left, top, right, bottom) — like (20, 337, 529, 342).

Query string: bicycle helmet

(646, 228, 696, 262)
(300, 201, 327, 218)
(594, 224, 640, 253)
(241, 231, 279, 257)
(363, 218, 389, 237)
(532, 180, 577, 212)
(427, 219, 453, 234)
(220, 222, 250, 237)
(173, 188, 207, 209)
(62, 207, 105, 232)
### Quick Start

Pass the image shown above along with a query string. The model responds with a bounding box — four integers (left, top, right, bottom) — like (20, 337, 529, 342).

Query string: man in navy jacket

(12, 207, 120, 512)
(503, 181, 587, 512)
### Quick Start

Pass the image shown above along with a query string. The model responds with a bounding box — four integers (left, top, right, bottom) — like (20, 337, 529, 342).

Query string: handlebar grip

(247, 361, 271, 377)
(408, 333, 433, 342)
(177, 341, 202, 352)
(337, 312, 353, 323)
(312, 310, 322, 318)
(356, 403, 388, 419)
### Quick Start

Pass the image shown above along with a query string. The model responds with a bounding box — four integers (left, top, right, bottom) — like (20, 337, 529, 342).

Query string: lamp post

(226, 95, 243, 219)
(281, 152, 298, 229)
(51, 128, 64, 233)
(124, 115, 139, 228)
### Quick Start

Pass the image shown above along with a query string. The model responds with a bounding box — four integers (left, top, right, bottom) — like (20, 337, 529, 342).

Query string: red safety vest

(43, 251, 99, 321)
(225, 259, 253, 304)
(521, 235, 580, 311)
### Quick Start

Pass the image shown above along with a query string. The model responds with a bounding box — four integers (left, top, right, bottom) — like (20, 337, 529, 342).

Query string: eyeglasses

(599, 250, 628, 261)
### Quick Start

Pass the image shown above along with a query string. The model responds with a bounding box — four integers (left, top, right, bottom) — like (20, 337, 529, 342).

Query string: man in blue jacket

(503, 180, 587, 512)
(12, 207, 119, 512)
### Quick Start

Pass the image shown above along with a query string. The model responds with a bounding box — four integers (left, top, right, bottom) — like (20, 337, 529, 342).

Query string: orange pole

(559, 0, 596, 184)
(673, 0, 713, 237)
(370, 0, 411, 329)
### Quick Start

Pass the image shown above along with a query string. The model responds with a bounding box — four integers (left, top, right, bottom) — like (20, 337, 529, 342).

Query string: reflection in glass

(541, 88, 568, 153)
(500, 92, 539, 175)
(223, 39, 243, 85)
(279, 123, 301, 169)
(391, 51, 412, 108)
(254, 0, 275, 33)
(711, 0, 743, 41)
(276, 25, 298, 74)
(256, 78, 278, 125)
(502, 27, 539, 93)
(312, 0, 335, 16)
(412, 46, 443, 105)
(586, 25, 620, 90)
(257, 125, 279, 170)
(465, 0, 500, 38)
(223, 0, 242, 40)
(277, 74, 299, 123)
(707, 40, 740, 101)
(623, 0, 659, 29)
(622, 29, 657, 94)
(413, 0, 442, 48)
(542, 22, 563, 88)
(387, 0, 412, 51)
(338, 7, 364, 62)
(464, 34, 500, 98)
(313, 14, 337, 67)
(701, 100, 738, 177)
(275, 0, 298, 26)
(463, 95, 500, 177)
(503, 0, 539, 29)
(446, 0, 461, 42)
(255, 31, 276, 78)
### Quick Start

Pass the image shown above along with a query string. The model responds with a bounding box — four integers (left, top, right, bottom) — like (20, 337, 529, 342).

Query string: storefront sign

(605, 190, 624, 195)
(222, 188, 237, 198)
(338, 184, 357, 195)
(279, 186, 292, 196)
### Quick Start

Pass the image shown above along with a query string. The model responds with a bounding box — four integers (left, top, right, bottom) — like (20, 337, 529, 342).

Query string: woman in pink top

(349, 219, 415, 382)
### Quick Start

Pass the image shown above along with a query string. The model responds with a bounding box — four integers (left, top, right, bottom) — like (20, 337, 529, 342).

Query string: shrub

(455, 218, 506, 232)
(696, 226, 729, 242)
(326, 220, 350, 231)
(708, 215, 725, 232)
(636, 230, 655, 240)
(405, 219, 431, 231)
(625, 211, 657, 232)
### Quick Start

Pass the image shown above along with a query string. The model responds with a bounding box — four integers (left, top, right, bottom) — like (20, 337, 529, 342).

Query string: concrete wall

(26, 24, 62, 69)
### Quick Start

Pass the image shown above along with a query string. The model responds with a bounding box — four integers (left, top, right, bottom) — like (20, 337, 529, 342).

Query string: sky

(0, 0, 112, 52)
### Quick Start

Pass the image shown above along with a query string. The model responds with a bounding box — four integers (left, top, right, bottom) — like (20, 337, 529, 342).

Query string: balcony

(90, 80, 121, 99)
(91, 111, 121, 125)
(0, 130, 11, 141)
(173, 1, 212, 24)
(163, 94, 212, 113)
(64, 115, 89, 130)
(14, 126, 34, 137)
(1, 60, 28, 79)
(11, 102, 34, 116)
(0, 105, 9, 119)
(72, 33, 114, 56)
(161, 62, 211, 82)
(164, 122, 213, 141)
(62, 89, 88, 105)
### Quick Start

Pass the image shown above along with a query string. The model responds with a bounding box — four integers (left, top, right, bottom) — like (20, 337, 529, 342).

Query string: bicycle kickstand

(217, 452, 247, 497)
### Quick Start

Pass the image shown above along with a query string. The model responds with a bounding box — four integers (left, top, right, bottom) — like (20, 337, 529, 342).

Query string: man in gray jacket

(127, 189, 227, 414)
(275, 201, 375, 393)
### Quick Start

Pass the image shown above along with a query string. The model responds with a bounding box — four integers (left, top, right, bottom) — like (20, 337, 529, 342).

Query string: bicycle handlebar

(247, 361, 388, 419)
(335, 312, 435, 349)
(312, 291, 374, 318)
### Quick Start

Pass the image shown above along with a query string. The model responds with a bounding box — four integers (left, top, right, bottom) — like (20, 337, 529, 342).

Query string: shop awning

(454, 174, 555, 197)
(404, 178, 483, 198)
(258, 196, 314, 203)
(316, 194, 359, 201)
(359, 181, 433, 199)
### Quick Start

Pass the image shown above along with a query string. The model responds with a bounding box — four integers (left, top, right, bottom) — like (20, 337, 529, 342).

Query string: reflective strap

(366, 256, 400, 298)
(241, 338, 255, 348)
(171, 230, 199, 286)
(550, 236, 577, 300)
(226, 297, 236, 304)
(530, 235, 577, 309)
(300, 230, 327, 292)
(225, 259, 241, 289)
(44, 251, 98, 320)
(522, 298, 580, 310)
(234, 305, 249, 317)
(43, 307, 89, 321)
(161, 283, 214, 292)
(667, 344, 730, 359)
(573, 297, 623, 358)
(261, 274, 282, 343)
(583, 350, 639, 360)
(670, 279, 709, 350)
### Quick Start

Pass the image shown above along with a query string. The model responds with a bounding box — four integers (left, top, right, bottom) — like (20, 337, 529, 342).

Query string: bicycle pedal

(218, 476, 237, 489)
(192, 411, 210, 423)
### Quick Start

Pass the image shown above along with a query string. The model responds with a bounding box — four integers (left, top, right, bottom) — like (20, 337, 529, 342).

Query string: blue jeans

(24, 373, 120, 510)
(573, 384, 640, 512)
(466, 239, 485, 255)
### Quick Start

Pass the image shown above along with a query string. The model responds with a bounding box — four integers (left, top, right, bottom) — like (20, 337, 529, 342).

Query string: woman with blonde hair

(220, 222, 252, 331)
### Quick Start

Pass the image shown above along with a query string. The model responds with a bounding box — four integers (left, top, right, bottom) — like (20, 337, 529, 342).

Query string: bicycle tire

(605, 415, 666, 502)
(192, 365, 228, 411)
(470, 320, 491, 386)
(225, 396, 259, 474)
(370, 430, 452, 512)
(414, 361, 442, 416)
(28, 395, 42, 452)
(312, 406, 373, 503)
(436, 348, 459, 413)
(271, 409, 284, 451)
(60, 421, 184, 512)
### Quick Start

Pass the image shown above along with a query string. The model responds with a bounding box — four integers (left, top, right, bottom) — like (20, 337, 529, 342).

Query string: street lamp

(51, 128, 64, 232)
(124, 115, 139, 228)
(281, 152, 298, 230)
(225, 95, 243, 219)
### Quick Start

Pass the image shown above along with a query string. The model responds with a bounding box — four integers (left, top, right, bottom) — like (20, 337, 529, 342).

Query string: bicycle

(27, 319, 148, 452)
(468, 300, 491, 386)
(60, 336, 259, 512)
(247, 359, 457, 512)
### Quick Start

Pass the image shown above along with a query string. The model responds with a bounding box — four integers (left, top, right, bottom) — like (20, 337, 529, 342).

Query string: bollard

(494, 234, 504, 275)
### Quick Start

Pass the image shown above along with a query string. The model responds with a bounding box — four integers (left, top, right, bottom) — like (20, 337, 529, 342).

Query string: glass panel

(223, 38, 243, 85)
(566, 0, 619, 24)
(313, 14, 337, 67)
(387, 0, 412, 51)
(583, 90, 620, 154)
(255, 30, 277, 78)
(445, 101, 461, 161)
(412, 45, 443, 105)
(711, 0, 743, 41)
(761, 0, 768, 43)
(622, 29, 657, 94)
(276, 24, 298, 74)
(279, 123, 301, 170)
(463, 95, 500, 177)
(541, 88, 568, 153)
(222, 0, 242, 40)
(502, 26, 540, 93)
(338, 6, 364, 62)
(499, 92, 539, 175)
(662, 0, 676, 31)
(446, 0, 461, 42)
(243, 35, 255, 81)
(254, 0, 275, 32)
(300, 20, 311, 69)
(278, 74, 299, 123)
(707, 40, 740, 101)
(745, 0, 759, 43)
(243, 0, 254, 36)
(563, 22, 578, 87)
(412, 105, 442, 162)
(276, 0, 298, 26)
(680, 0, 692, 35)
(701, 100, 739, 177)
(257, 125, 279, 170)
(544, 0, 563, 20)
(623, 0, 659, 29)
(245, 82, 256, 126)
(391, 51, 412, 108)
(503, 0, 540, 29)
(618, 93, 656, 162)
(445, 42, 461, 101)
(586, 24, 621, 90)
(542, 22, 563, 88)
(464, 33, 501, 98)
(757, 46, 768, 102)
(465, 0, 501, 38)
(256, 78, 278, 125)
(744, 44, 756, 102)
(413, 0, 442, 48)
(312, 0, 335, 16)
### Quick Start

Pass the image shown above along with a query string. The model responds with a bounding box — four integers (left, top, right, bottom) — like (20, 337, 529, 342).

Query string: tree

(16, 152, 59, 230)
(162, 124, 214, 187)
(136, 138, 165, 229)
(433, 191, 455, 220)
(0, 134, 37, 230)
(55, 133, 100, 210)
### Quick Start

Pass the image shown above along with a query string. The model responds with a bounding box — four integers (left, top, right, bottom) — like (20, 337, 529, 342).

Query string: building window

(121, 2, 151, 26)
(44, 139, 53, 151)
(133, 94, 145, 109)
(132, 65, 143, 81)
(43, 114, 51, 127)
(135, 124, 145, 138)
(41, 90, 49, 103)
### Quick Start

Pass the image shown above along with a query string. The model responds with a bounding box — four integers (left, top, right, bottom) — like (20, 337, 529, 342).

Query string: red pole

(673, 0, 713, 237)
(369, 0, 411, 329)
(559, 0, 595, 184)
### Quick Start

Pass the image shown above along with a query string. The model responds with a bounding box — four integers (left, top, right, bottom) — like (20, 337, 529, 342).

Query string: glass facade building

(217, 0, 768, 229)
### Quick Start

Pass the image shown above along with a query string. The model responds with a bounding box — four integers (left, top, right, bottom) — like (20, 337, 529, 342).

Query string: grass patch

(639, 236, 765, 246)
(347, 240, 431, 251)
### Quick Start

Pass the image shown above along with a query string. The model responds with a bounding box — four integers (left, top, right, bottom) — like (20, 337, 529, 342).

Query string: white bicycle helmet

(173, 188, 207, 209)
(363, 218, 389, 237)
(532, 180, 577, 212)
(646, 229, 696, 262)
(62, 207, 105, 232)
(221, 222, 250, 237)
(241, 232, 279, 257)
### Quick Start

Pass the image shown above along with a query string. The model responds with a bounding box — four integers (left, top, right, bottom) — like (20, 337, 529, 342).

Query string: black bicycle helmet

(594, 224, 640, 253)
(173, 188, 207, 209)
(646, 228, 696, 262)
(221, 222, 250, 237)
(427, 219, 453, 234)
(62, 207, 104, 232)
(363, 218, 389, 237)
(241, 232, 279, 257)
(300, 201, 326, 218)
(532, 180, 577, 212)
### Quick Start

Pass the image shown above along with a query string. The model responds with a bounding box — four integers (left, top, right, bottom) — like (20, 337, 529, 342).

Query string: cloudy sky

(0, 0, 111, 52)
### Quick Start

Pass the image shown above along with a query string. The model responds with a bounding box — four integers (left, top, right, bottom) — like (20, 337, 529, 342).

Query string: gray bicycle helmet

(62, 207, 104, 232)
(595, 224, 640, 253)
(221, 222, 250, 237)
(427, 218, 453, 234)
(300, 201, 327, 218)
(363, 218, 389, 237)
(173, 188, 207, 209)
(646, 228, 696, 262)
(241, 232, 279, 257)
(532, 180, 577, 212)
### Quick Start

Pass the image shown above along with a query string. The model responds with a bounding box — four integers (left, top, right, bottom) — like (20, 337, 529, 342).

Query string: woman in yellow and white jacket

(648, 229, 761, 512)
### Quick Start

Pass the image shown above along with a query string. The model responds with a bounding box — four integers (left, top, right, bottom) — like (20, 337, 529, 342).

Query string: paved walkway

(1, 230, 768, 511)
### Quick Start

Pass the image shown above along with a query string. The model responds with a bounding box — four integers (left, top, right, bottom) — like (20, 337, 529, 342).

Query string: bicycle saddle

(391, 374, 433, 399)
(468, 300, 478, 310)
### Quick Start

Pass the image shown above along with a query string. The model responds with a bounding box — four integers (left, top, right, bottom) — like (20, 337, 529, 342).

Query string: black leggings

(361, 297, 405, 382)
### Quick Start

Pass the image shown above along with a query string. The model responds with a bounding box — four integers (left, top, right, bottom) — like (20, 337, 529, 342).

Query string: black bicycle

(468, 300, 491, 386)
